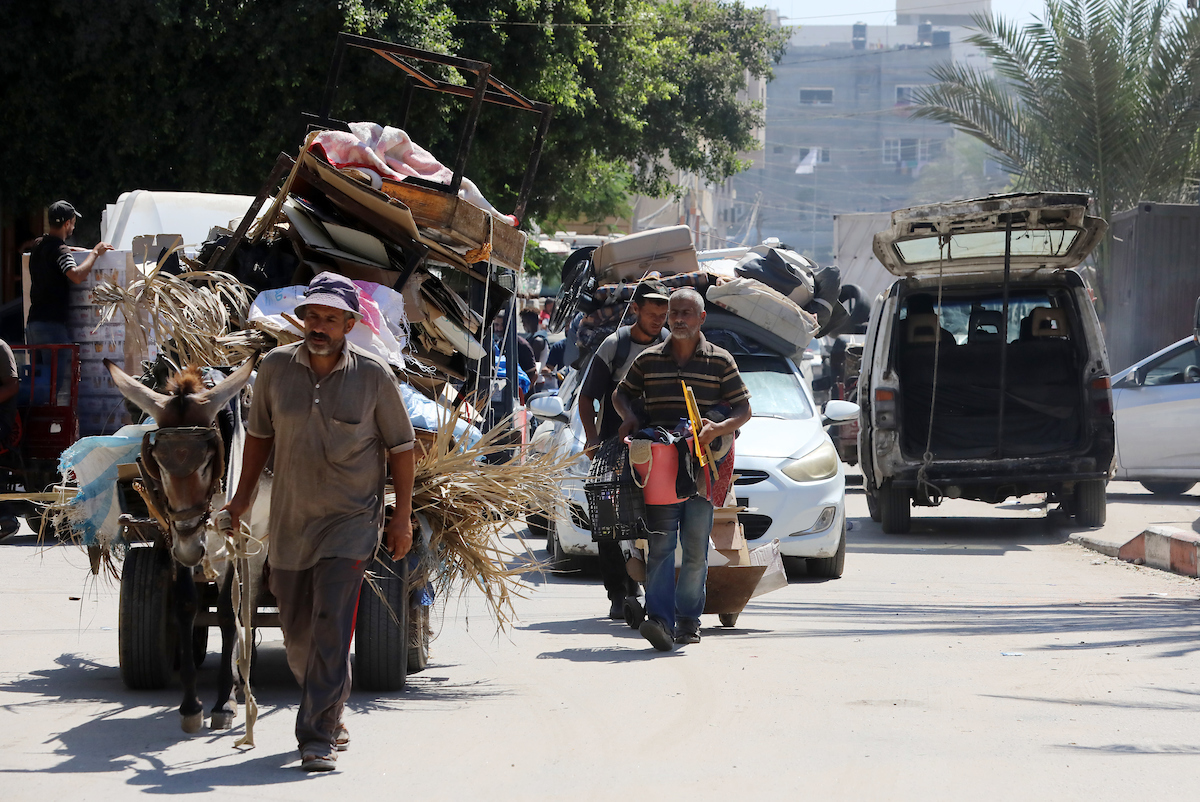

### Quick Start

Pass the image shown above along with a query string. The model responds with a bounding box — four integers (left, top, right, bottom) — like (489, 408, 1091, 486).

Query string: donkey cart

(115, 467, 431, 694)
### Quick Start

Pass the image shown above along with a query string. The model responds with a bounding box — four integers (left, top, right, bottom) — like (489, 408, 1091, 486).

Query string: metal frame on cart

(305, 33, 554, 224)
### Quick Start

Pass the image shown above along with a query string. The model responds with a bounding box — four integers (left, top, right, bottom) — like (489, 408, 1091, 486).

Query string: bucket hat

(294, 272, 362, 320)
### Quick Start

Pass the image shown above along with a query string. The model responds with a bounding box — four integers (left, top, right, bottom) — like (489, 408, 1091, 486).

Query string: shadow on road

(846, 513, 1071, 556)
(738, 595, 1200, 657)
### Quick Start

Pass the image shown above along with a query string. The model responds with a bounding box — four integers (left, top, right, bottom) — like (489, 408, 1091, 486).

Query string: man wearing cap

(577, 278, 670, 620)
(613, 287, 752, 651)
(222, 272, 416, 772)
(27, 201, 113, 345)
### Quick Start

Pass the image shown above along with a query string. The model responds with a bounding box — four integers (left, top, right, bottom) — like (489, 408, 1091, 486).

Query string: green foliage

(0, 1, 453, 233)
(1, 0, 785, 233)
(912, 0, 1200, 296)
(524, 244, 566, 291)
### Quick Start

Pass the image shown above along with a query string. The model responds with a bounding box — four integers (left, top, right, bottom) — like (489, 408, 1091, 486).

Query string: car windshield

(735, 355, 813, 420)
(894, 228, 1080, 265)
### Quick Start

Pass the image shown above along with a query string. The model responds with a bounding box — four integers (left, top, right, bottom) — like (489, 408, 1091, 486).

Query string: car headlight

(781, 440, 839, 482)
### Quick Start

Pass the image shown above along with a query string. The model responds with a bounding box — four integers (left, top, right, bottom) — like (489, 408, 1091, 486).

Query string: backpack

(610, 325, 669, 380)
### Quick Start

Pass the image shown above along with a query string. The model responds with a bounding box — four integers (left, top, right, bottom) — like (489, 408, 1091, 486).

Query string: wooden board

(702, 564, 767, 615)
(380, 179, 527, 272)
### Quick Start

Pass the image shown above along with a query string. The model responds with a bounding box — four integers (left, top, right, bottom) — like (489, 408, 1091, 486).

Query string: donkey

(105, 355, 271, 734)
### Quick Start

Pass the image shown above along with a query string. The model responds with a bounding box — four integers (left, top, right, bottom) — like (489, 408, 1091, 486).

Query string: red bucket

(626, 437, 687, 505)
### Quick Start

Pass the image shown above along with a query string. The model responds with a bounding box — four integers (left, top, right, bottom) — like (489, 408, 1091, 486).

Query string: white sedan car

(1112, 335, 1200, 496)
(530, 350, 858, 577)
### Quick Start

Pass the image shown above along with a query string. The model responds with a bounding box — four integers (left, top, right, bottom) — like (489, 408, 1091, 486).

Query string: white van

(858, 193, 1115, 532)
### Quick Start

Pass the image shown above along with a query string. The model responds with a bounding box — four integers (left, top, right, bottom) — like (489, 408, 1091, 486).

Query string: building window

(895, 85, 923, 105)
(884, 138, 945, 164)
(799, 88, 834, 105)
(800, 147, 831, 163)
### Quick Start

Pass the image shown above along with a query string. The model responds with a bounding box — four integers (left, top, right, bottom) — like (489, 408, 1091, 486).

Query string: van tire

(1074, 480, 1107, 528)
(879, 482, 911, 534)
(865, 487, 882, 522)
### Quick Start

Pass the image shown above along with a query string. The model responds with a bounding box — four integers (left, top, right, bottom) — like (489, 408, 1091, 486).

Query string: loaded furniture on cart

(102, 36, 553, 694)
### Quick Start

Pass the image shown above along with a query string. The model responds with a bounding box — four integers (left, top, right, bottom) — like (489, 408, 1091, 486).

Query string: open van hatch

(872, 192, 1107, 278)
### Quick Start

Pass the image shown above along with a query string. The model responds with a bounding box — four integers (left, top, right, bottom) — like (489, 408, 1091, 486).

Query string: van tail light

(1089, 376, 1113, 418)
(874, 387, 897, 429)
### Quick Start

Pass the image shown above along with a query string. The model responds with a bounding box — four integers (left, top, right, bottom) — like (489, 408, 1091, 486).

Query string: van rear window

(895, 229, 1080, 264)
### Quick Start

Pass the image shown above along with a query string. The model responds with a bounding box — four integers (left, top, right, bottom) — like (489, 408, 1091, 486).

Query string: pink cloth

(313, 122, 518, 226)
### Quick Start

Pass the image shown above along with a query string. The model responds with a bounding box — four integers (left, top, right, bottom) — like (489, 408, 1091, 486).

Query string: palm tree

(913, 0, 1200, 299)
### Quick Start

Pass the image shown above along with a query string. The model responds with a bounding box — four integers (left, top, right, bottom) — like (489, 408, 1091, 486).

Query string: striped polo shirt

(618, 333, 751, 428)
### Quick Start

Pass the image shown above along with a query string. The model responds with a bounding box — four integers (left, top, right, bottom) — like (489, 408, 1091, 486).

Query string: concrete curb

(1067, 533, 1122, 558)
(1116, 526, 1200, 577)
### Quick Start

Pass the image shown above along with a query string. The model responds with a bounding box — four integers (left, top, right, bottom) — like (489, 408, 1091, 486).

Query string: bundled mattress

(706, 277, 819, 352)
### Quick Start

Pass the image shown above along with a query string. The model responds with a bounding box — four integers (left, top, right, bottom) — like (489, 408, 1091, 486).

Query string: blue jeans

(644, 496, 713, 637)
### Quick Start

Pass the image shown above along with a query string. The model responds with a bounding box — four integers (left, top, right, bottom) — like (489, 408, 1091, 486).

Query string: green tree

(912, 0, 1200, 298)
(1, 0, 785, 237)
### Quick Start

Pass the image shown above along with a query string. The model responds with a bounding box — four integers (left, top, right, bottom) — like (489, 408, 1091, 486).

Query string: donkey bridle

(139, 426, 226, 527)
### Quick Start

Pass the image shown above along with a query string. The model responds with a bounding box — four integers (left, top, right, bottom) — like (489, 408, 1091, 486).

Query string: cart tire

(879, 481, 911, 534)
(355, 553, 410, 692)
(1073, 480, 1107, 528)
(407, 598, 430, 675)
(719, 613, 739, 627)
(807, 522, 846, 579)
(623, 597, 645, 630)
(119, 546, 175, 690)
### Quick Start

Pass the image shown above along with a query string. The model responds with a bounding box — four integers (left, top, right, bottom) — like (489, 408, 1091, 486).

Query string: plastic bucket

(626, 437, 686, 505)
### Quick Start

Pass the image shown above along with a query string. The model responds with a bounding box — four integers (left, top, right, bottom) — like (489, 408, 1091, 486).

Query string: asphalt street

(1, 475, 1198, 800)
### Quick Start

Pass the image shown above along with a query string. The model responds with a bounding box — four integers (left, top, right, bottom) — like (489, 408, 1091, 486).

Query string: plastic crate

(584, 438, 645, 542)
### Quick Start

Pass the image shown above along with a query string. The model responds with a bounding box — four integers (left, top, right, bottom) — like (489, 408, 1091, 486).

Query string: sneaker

(674, 630, 701, 645)
(639, 618, 674, 651)
(608, 600, 624, 621)
(301, 751, 337, 772)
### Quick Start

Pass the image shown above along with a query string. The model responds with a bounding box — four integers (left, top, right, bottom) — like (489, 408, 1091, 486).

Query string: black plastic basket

(584, 437, 645, 542)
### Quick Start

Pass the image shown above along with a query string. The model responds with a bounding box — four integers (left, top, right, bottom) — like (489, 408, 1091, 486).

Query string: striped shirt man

(618, 332, 750, 429)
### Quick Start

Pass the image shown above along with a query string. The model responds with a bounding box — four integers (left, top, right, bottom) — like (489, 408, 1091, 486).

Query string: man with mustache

(223, 272, 416, 771)
(613, 287, 752, 651)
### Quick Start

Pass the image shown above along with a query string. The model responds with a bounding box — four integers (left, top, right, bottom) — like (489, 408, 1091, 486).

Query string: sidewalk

(1069, 480, 1200, 575)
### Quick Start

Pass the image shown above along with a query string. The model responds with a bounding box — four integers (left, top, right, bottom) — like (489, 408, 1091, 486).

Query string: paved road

(1, 477, 1198, 800)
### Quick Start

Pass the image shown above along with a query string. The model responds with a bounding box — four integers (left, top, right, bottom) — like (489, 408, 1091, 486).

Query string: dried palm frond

(398, 411, 570, 631)
(93, 244, 256, 370)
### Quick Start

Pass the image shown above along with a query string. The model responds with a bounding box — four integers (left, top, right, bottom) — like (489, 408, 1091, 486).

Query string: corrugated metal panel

(833, 212, 895, 303)
(1106, 203, 1200, 370)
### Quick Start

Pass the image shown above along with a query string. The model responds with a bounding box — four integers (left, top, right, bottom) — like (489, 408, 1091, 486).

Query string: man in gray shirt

(577, 278, 669, 620)
(223, 272, 415, 772)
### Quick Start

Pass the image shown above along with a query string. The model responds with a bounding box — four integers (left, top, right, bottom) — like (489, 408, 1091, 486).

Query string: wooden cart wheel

(719, 613, 739, 628)
(119, 546, 176, 690)
(354, 552, 410, 692)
